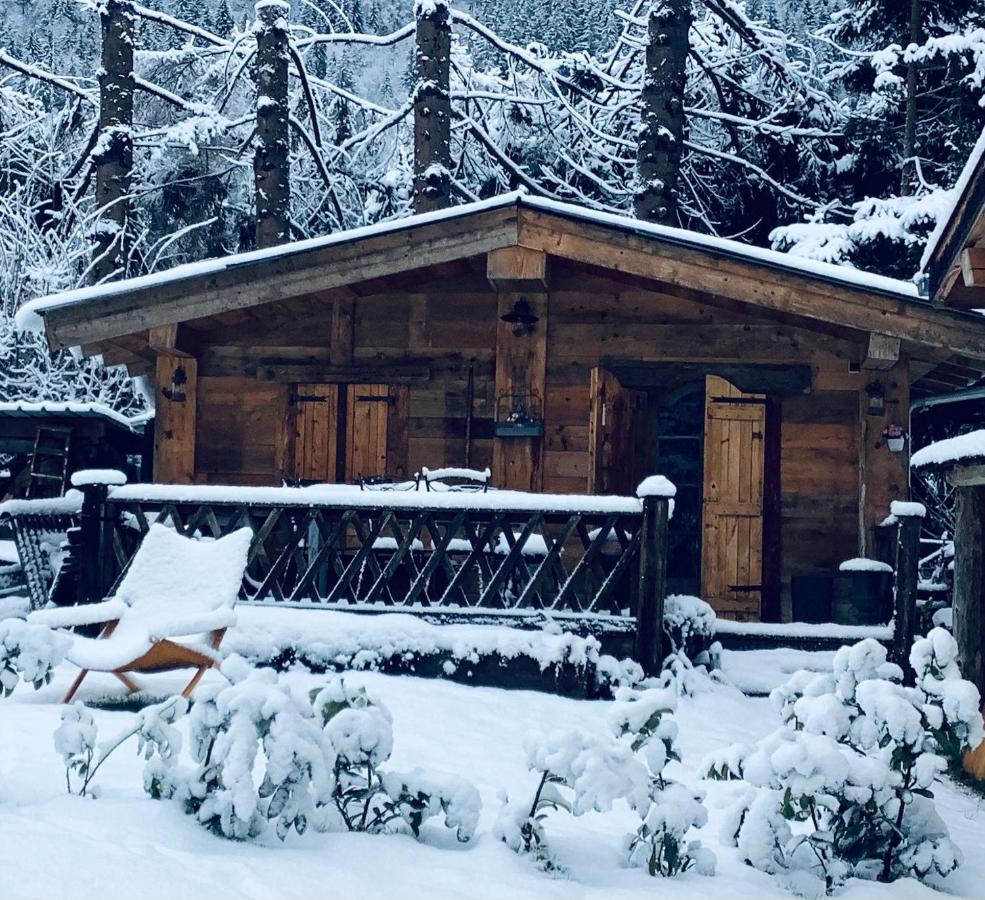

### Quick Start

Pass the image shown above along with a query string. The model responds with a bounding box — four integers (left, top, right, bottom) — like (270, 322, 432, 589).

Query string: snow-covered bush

(312, 678, 480, 841)
(145, 657, 480, 844)
(0, 619, 70, 696)
(152, 657, 336, 840)
(711, 631, 983, 895)
(663, 595, 717, 664)
(56, 696, 187, 798)
(496, 685, 714, 877)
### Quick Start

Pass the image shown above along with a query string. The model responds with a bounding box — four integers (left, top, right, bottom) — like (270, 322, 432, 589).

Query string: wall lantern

(865, 381, 885, 416)
(500, 297, 540, 335)
(162, 365, 188, 403)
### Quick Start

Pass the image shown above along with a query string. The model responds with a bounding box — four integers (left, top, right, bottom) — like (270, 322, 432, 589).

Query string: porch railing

(5, 478, 673, 673)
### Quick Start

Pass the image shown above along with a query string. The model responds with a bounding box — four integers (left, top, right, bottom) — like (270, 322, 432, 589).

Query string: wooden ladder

(26, 425, 73, 499)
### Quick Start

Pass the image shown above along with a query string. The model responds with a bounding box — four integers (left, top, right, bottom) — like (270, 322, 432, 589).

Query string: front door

(701, 375, 766, 620)
(588, 366, 647, 495)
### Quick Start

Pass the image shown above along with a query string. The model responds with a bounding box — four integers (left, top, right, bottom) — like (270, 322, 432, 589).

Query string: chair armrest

(29, 598, 128, 629)
(149, 606, 237, 641)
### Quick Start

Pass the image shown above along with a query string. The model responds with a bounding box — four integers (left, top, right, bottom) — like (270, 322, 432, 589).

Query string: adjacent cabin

(24, 194, 985, 622)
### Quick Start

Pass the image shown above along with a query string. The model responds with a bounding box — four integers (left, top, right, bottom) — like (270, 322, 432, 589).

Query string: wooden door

(588, 367, 647, 495)
(701, 375, 766, 620)
(292, 383, 339, 482)
(345, 384, 391, 483)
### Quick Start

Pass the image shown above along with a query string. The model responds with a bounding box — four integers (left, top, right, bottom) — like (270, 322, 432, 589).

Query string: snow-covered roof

(911, 429, 985, 469)
(921, 125, 985, 274)
(0, 401, 139, 432)
(19, 192, 921, 332)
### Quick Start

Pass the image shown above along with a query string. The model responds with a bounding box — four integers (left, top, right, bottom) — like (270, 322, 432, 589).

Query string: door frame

(594, 361, 790, 621)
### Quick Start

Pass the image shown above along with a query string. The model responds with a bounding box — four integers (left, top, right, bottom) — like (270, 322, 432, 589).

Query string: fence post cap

(70, 469, 128, 488)
(636, 475, 676, 499)
(889, 500, 926, 519)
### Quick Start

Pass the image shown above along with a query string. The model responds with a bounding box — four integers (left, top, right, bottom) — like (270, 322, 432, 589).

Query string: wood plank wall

(176, 259, 865, 612)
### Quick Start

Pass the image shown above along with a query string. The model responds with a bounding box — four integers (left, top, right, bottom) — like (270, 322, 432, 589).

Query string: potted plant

(883, 423, 906, 452)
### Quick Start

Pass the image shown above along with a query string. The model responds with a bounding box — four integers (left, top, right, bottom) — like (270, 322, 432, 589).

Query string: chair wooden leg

(181, 666, 210, 699)
(63, 669, 89, 704)
(113, 671, 141, 693)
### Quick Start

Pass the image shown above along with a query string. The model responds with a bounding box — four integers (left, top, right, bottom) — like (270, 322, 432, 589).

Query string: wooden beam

(949, 464, 985, 488)
(153, 355, 197, 484)
(862, 333, 900, 371)
(256, 364, 430, 383)
(148, 323, 193, 357)
(329, 292, 355, 367)
(516, 208, 985, 359)
(961, 246, 985, 287)
(952, 485, 985, 701)
(487, 246, 549, 291)
(858, 359, 910, 555)
(45, 207, 520, 349)
(492, 290, 547, 491)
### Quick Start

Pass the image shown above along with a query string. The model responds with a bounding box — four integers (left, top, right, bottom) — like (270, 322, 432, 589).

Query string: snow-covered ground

(2, 649, 985, 900)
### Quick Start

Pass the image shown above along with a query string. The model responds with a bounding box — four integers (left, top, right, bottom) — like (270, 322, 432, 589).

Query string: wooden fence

(68, 481, 671, 673)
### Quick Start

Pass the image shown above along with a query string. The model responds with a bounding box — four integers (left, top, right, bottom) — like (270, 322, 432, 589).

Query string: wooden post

(893, 502, 923, 683)
(413, 0, 451, 214)
(154, 355, 198, 484)
(635, 480, 673, 676)
(254, 0, 291, 248)
(93, 0, 135, 283)
(857, 361, 909, 556)
(74, 471, 126, 603)
(634, 0, 691, 225)
(952, 480, 985, 697)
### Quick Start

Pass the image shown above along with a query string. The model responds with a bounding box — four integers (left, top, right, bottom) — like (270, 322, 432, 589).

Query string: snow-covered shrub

(155, 657, 336, 840)
(313, 679, 480, 841)
(713, 630, 983, 895)
(662, 595, 717, 665)
(56, 696, 187, 798)
(497, 685, 714, 877)
(0, 619, 70, 696)
(145, 658, 480, 844)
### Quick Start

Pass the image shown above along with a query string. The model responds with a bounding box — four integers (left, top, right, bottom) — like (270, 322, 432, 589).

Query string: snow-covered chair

(28, 523, 253, 702)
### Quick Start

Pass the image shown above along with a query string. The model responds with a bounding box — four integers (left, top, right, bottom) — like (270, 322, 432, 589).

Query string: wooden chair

(29, 523, 253, 702)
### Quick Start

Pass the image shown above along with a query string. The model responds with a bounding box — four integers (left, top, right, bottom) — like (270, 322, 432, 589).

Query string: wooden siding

(160, 258, 870, 618)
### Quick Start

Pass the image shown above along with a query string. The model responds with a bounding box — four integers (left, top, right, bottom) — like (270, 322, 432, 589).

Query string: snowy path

(1, 658, 984, 899)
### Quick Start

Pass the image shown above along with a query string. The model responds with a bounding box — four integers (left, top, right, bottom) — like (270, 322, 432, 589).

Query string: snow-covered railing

(52, 478, 674, 673)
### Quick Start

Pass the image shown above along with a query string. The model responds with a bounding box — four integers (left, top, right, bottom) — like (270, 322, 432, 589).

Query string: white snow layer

(0, 400, 138, 429)
(70, 469, 128, 487)
(838, 558, 894, 573)
(20, 193, 919, 333)
(226, 606, 618, 676)
(911, 430, 985, 468)
(636, 475, 677, 498)
(890, 500, 927, 519)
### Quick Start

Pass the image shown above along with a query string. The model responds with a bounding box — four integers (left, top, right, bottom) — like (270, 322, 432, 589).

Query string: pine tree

(212, 0, 236, 39)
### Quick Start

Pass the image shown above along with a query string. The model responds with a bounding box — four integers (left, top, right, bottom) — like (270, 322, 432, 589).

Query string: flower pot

(887, 436, 905, 452)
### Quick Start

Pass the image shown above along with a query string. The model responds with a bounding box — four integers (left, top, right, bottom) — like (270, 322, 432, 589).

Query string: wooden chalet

(25, 194, 985, 622)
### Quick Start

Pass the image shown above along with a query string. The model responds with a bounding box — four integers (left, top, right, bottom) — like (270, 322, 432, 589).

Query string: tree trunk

(413, 0, 451, 214)
(254, 0, 292, 248)
(634, 0, 691, 225)
(900, 0, 921, 195)
(93, 0, 135, 284)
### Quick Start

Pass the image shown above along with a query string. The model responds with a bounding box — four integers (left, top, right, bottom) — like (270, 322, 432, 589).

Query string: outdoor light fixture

(865, 381, 885, 416)
(500, 297, 540, 334)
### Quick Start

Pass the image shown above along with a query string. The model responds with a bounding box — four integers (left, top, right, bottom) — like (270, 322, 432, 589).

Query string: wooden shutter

(293, 383, 339, 482)
(588, 367, 646, 495)
(701, 375, 766, 620)
(345, 384, 390, 483)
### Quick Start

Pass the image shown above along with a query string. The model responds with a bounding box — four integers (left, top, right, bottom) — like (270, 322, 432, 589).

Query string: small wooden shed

(25, 194, 985, 622)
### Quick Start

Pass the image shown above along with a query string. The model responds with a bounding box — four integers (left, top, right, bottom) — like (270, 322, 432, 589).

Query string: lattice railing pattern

(104, 497, 643, 616)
